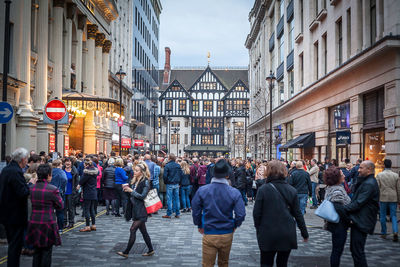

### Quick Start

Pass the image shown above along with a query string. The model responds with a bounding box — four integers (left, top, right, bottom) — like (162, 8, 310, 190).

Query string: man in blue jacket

(192, 159, 246, 267)
(162, 154, 183, 219)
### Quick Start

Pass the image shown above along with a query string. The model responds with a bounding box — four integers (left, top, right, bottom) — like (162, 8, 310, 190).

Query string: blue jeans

(240, 189, 248, 205)
(298, 194, 308, 215)
(166, 184, 180, 216)
(311, 182, 318, 207)
(379, 202, 398, 234)
(180, 185, 192, 209)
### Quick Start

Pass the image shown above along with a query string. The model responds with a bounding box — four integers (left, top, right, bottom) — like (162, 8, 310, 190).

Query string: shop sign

(64, 136, 70, 157)
(336, 130, 351, 145)
(134, 140, 144, 147)
(387, 118, 395, 133)
(121, 138, 132, 148)
(49, 134, 56, 153)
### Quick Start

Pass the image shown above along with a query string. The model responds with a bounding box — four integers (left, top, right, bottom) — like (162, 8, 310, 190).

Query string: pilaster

(349, 95, 363, 163)
(86, 24, 98, 95)
(75, 15, 86, 92)
(52, 0, 63, 98)
(95, 33, 105, 96)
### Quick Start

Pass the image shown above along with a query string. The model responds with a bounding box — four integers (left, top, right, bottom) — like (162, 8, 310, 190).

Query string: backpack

(190, 165, 198, 184)
(198, 167, 207, 185)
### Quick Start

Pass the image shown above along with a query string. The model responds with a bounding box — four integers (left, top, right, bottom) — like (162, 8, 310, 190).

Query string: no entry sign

(45, 99, 67, 121)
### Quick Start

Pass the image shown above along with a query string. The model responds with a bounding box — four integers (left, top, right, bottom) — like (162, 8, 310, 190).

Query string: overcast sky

(159, 0, 253, 68)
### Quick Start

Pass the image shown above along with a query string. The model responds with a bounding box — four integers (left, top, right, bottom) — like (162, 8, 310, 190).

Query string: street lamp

(172, 127, 180, 156)
(243, 106, 249, 159)
(266, 71, 276, 161)
(116, 65, 126, 156)
(152, 103, 157, 155)
(227, 127, 231, 158)
(232, 121, 238, 158)
(167, 117, 172, 154)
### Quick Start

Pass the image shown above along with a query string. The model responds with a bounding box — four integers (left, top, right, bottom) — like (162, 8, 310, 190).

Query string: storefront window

(330, 102, 350, 131)
(364, 130, 385, 175)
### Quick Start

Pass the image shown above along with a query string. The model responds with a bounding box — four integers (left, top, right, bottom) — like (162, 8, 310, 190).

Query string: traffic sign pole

(55, 121, 58, 154)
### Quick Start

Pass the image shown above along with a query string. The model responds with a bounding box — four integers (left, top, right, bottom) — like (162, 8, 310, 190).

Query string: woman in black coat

(77, 158, 98, 232)
(253, 160, 309, 267)
(117, 162, 154, 258)
(235, 160, 248, 205)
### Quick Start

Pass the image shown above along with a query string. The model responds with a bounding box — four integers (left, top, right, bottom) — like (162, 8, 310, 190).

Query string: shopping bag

(144, 189, 162, 214)
(315, 199, 339, 223)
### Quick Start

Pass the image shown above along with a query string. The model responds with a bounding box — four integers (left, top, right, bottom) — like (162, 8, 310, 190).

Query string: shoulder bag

(315, 199, 339, 223)
(144, 188, 162, 214)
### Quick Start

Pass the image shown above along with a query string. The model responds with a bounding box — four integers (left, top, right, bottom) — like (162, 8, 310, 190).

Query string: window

(217, 101, 224, 111)
(270, 51, 275, 71)
(203, 101, 213, 111)
(300, 0, 304, 32)
(278, 37, 284, 64)
(171, 86, 180, 91)
(191, 101, 199, 112)
(330, 102, 350, 131)
(322, 33, 327, 75)
(314, 41, 319, 80)
(179, 100, 186, 111)
(200, 82, 216, 90)
(336, 18, 343, 66)
(184, 134, 188, 145)
(185, 121, 189, 127)
(165, 100, 172, 111)
(279, 81, 284, 104)
(171, 121, 180, 127)
(315, 0, 319, 17)
(346, 9, 351, 59)
(299, 53, 304, 87)
(171, 134, 180, 144)
(201, 135, 214, 145)
(288, 69, 294, 97)
(226, 100, 232, 111)
(370, 0, 376, 44)
(279, 0, 285, 18)
(288, 19, 294, 51)
(236, 86, 245, 91)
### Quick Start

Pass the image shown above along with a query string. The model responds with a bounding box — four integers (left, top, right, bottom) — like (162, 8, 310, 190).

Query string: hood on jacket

(83, 167, 99, 176)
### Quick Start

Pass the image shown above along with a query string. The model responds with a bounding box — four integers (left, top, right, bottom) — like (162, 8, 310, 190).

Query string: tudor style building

(158, 48, 249, 157)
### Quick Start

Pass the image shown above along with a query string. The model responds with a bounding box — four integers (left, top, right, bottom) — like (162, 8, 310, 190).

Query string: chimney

(163, 47, 171, 84)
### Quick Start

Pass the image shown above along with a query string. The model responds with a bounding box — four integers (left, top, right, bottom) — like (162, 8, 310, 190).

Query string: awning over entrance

(279, 132, 315, 152)
(184, 145, 230, 153)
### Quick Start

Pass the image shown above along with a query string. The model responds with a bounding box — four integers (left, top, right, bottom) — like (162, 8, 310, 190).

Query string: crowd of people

(0, 147, 399, 267)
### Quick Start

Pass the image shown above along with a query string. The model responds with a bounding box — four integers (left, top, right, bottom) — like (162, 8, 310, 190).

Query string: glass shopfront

(329, 101, 350, 162)
(364, 130, 385, 175)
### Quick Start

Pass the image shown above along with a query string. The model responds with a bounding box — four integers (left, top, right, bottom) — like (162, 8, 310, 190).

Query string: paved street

(0, 203, 399, 267)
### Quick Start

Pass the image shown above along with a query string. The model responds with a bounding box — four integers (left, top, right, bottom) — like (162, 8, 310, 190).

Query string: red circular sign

(118, 118, 123, 127)
(45, 99, 67, 121)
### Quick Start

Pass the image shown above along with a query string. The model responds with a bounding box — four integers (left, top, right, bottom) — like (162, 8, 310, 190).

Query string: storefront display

(364, 130, 385, 175)
(329, 101, 350, 162)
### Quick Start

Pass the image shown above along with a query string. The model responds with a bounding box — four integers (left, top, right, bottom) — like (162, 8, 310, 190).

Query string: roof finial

(207, 51, 210, 66)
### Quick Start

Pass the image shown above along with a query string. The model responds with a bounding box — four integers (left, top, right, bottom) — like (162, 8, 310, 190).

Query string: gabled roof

(159, 79, 193, 100)
(158, 66, 248, 92)
(221, 79, 249, 100)
(188, 66, 228, 91)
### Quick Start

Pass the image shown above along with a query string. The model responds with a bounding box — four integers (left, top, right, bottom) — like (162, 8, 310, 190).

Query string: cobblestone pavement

(1, 203, 399, 266)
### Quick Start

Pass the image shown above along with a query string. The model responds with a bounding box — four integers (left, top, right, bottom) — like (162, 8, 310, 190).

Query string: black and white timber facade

(159, 56, 249, 157)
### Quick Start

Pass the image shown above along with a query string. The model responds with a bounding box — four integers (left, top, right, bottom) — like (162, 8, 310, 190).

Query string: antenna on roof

(207, 51, 210, 66)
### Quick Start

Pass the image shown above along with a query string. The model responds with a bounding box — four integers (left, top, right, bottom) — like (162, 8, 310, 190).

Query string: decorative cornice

(95, 33, 105, 47)
(53, 0, 64, 8)
(102, 40, 112, 53)
(87, 24, 98, 39)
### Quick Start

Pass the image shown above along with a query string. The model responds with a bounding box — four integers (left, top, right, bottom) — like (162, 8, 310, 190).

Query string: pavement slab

(0, 204, 399, 266)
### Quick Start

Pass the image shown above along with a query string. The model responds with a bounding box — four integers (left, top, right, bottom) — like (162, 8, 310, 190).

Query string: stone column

(102, 40, 112, 98)
(362, 0, 371, 49)
(63, 4, 75, 90)
(75, 15, 86, 92)
(83, 111, 97, 154)
(351, 0, 363, 56)
(34, 0, 49, 111)
(86, 24, 98, 95)
(15, 0, 39, 152)
(82, 45, 88, 93)
(52, 0, 64, 99)
(95, 33, 105, 96)
(349, 95, 363, 163)
(376, 0, 384, 40)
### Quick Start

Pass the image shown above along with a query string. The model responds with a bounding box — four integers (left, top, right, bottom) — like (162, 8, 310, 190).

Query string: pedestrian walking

(253, 160, 309, 267)
(337, 160, 379, 266)
(62, 157, 79, 229)
(51, 159, 67, 232)
(192, 159, 246, 267)
(179, 161, 192, 212)
(288, 161, 312, 215)
(308, 159, 319, 209)
(376, 159, 400, 242)
(25, 164, 63, 267)
(117, 163, 154, 258)
(0, 148, 30, 267)
(162, 154, 183, 219)
(78, 158, 98, 232)
(324, 167, 351, 267)
(101, 157, 117, 215)
(114, 158, 129, 217)
(236, 160, 248, 206)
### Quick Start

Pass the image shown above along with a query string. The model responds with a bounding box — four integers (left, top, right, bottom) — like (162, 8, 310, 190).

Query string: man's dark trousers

(350, 225, 368, 267)
(4, 224, 24, 267)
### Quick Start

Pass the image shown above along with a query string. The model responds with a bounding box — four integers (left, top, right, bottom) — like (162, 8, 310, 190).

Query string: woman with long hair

(117, 163, 154, 258)
(253, 160, 308, 267)
(25, 164, 63, 266)
(179, 161, 191, 212)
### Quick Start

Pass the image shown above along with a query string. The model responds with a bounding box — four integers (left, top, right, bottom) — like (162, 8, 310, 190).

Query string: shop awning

(279, 133, 315, 152)
(184, 145, 230, 152)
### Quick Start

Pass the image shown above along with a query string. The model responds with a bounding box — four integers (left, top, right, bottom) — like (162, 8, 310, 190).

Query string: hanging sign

(64, 136, 70, 157)
(49, 134, 56, 153)
(121, 138, 132, 148)
(134, 140, 144, 147)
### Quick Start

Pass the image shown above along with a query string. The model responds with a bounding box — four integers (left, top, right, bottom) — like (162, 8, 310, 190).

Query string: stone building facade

(246, 0, 400, 172)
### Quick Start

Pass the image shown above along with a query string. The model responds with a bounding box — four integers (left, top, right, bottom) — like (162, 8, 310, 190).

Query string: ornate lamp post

(265, 71, 276, 161)
(116, 66, 126, 156)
